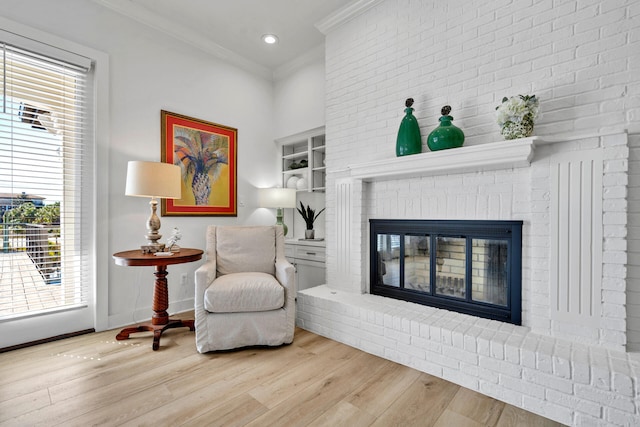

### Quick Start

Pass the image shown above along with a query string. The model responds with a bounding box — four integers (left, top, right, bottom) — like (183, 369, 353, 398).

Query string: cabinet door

(295, 259, 325, 291)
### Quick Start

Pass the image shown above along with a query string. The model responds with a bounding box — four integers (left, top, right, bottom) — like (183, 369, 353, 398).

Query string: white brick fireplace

(296, 0, 640, 424)
(297, 133, 639, 425)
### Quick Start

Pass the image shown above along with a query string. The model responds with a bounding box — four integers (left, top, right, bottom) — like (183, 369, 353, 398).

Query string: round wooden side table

(112, 248, 203, 350)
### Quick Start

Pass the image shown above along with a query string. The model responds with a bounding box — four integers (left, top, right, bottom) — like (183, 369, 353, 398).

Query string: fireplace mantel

(347, 137, 540, 181)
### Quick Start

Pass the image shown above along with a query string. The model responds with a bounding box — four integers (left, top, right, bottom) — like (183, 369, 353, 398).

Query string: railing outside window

(1, 222, 61, 284)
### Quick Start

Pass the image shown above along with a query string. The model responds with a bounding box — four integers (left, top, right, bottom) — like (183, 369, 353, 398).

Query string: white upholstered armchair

(194, 225, 296, 353)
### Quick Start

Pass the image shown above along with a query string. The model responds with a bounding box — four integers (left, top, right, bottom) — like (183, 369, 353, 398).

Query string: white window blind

(0, 40, 93, 319)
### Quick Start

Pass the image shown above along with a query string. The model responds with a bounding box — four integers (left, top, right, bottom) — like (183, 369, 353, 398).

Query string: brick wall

(323, 0, 640, 349)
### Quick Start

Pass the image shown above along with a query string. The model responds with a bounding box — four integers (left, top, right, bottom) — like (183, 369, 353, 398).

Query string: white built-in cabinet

(276, 126, 325, 193)
(284, 240, 326, 292)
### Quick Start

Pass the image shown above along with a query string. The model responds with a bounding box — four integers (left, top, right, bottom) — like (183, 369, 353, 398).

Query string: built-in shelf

(348, 137, 539, 181)
(277, 126, 326, 192)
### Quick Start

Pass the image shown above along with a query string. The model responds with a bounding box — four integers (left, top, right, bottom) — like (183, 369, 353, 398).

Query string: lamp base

(275, 207, 288, 236)
(141, 243, 166, 254)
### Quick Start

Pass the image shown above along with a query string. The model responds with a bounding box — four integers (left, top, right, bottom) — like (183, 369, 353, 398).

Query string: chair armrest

(195, 259, 216, 310)
(275, 258, 295, 293)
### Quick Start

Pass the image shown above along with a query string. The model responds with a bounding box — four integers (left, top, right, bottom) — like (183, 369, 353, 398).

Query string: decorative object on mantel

(395, 98, 422, 157)
(495, 94, 539, 140)
(166, 227, 182, 252)
(297, 201, 325, 240)
(426, 105, 465, 151)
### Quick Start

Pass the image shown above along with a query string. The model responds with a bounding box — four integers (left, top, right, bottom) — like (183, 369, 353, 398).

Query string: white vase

(305, 229, 315, 239)
(296, 178, 307, 190)
(286, 176, 299, 188)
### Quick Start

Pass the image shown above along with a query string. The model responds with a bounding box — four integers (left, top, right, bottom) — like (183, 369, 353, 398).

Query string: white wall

(322, 0, 640, 348)
(1, 0, 279, 327)
(274, 58, 326, 140)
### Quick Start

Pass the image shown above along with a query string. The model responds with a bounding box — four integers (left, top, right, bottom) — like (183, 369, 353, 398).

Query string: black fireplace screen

(371, 220, 522, 324)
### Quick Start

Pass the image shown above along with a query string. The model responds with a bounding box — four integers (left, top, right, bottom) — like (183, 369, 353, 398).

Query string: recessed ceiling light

(262, 34, 279, 45)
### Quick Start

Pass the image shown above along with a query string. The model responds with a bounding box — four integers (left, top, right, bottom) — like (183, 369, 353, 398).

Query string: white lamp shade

(259, 187, 296, 208)
(125, 161, 182, 199)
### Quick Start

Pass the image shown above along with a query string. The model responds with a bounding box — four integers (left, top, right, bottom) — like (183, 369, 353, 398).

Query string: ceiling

(96, 0, 354, 78)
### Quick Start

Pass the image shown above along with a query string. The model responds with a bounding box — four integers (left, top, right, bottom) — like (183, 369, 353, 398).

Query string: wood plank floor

(0, 312, 564, 426)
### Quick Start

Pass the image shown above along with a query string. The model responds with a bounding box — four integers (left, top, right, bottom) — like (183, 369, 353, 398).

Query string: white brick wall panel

(602, 290, 627, 305)
(442, 366, 479, 392)
(611, 371, 635, 398)
(553, 355, 572, 379)
(479, 355, 523, 378)
(575, 383, 637, 413)
(605, 406, 640, 427)
(546, 388, 604, 418)
(522, 395, 575, 426)
(574, 413, 612, 427)
(536, 340, 555, 374)
(321, 0, 638, 420)
(523, 367, 575, 394)
(410, 357, 443, 378)
(397, 341, 426, 361)
(499, 373, 546, 399)
(442, 344, 478, 366)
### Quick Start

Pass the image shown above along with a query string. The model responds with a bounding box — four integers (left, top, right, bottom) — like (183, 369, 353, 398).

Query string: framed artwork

(161, 110, 237, 216)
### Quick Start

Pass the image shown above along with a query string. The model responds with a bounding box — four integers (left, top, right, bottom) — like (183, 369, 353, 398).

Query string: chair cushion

(216, 226, 276, 276)
(204, 272, 284, 313)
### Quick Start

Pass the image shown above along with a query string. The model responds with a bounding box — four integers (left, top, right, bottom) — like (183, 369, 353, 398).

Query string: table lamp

(125, 161, 182, 252)
(259, 187, 297, 236)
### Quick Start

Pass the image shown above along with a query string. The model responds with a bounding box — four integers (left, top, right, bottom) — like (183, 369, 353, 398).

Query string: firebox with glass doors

(370, 219, 522, 325)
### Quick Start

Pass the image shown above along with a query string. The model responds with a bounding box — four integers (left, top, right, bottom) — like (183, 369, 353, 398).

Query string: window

(0, 39, 93, 320)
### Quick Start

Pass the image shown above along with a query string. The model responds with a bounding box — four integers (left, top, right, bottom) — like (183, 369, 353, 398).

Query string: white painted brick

(536, 339, 554, 374)
(553, 354, 572, 379)
(442, 366, 479, 391)
(523, 368, 574, 394)
(479, 355, 523, 378)
(522, 395, 574, 425)
(477, 329, 495, 357)
(546, 389, 603, 418)
(504, 334, 524, 365)
(480, 380, 522, 407)
(575, 384, 637, 414)
(499, 373, 545, 399)
(610, 358, 635, 398)
(605, 406, 640, 427)
(521, 335, 539, 369)
(574, 413, 611, 427)
(442, 344, 478, 366)
(590, 349, 613, 391)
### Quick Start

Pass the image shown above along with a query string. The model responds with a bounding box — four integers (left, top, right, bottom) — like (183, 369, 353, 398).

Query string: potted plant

(297, 202, 325, 240)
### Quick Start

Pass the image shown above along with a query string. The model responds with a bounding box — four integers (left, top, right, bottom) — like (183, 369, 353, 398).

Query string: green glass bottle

(396, 98, 422, 157)
(427, 105, 465, 151)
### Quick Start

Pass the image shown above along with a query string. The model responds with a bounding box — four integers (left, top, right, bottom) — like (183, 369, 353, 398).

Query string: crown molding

(92, 0, 273, 81)
(273, 44, 325, 82)
(315, 0, 385, 35)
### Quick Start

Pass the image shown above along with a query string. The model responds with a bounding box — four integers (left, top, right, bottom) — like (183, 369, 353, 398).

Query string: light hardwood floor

(0, 313, 564, 426)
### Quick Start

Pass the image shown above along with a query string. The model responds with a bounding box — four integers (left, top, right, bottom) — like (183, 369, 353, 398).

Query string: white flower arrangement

(495, 94, 539, 139)
(495, 94, 539, 127)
